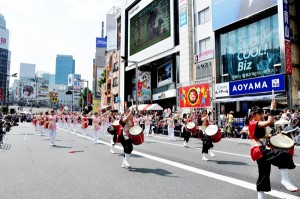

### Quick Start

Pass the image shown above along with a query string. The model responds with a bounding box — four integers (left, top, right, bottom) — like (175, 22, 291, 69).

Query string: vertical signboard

(282, 0, 292, 74)
(88, 93, 93, 105)
(179, 0, 187, 27)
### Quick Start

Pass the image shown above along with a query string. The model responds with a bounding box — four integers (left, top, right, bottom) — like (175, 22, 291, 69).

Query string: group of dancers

(30, 98, 298, 199)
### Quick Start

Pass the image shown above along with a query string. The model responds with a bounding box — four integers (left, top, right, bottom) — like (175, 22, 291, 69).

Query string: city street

(1, 123, 300, 199)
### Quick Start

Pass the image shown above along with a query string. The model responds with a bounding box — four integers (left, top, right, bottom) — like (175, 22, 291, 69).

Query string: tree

(97, 70, 106, 96)
(78, 87, 92, 111)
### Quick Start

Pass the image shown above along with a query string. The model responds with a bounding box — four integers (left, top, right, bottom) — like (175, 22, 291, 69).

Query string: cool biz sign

(229, 74, 285, 96)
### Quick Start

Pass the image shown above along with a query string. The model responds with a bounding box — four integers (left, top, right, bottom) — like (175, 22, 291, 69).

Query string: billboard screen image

(179, 83, 210, 108)
(129, 0, 171, 56)
(220, 15, 280, 81)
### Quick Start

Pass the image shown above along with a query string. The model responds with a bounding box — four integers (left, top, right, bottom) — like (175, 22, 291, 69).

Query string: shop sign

(229, 74, 285, 96)
(215, 82, 229, 97)
(195, 50, 214, 63)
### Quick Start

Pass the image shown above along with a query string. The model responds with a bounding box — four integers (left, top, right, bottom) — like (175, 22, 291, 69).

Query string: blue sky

(0, 0, 124, 86)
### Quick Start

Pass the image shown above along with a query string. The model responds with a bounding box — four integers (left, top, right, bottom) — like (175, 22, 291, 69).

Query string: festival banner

(179, 83, 210, 108)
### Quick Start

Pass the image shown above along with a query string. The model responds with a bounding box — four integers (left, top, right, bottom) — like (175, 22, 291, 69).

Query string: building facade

(20, 63, 36, 78)
(0, 14, 10, 107)
(55, 55, 75, 85)
(212, 0, 300, 115)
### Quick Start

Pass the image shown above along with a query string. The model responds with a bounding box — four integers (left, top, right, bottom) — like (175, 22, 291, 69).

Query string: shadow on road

(129, 167, 178, 177)
(213, 160, 248, 166)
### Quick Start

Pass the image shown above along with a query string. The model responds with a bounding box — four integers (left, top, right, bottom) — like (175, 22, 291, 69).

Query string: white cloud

(0, 0, 123, 86)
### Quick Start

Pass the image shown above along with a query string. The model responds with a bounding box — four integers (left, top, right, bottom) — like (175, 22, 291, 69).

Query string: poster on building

(73, 74, 81, 90)
(179, 83, 210, 108)
(220, 15, 280, 81)
(22, 79, 36, 98)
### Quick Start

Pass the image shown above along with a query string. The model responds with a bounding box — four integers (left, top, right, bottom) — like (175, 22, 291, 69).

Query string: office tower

(55, 55, 75, 85)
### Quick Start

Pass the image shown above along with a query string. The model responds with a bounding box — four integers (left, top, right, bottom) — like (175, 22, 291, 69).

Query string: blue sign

(212, 0, 278, 31)
(96, 38, 107, 48)
(229, 74, 285, 96)
(283, 0, 290, 40)
(180, 5, 187, 27)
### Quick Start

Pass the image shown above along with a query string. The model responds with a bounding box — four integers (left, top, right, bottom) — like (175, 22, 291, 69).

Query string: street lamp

(121, 56, 138, 112)
(77, 78, 89, 112)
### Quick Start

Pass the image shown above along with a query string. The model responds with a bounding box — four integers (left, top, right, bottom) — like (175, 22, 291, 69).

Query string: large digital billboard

(212, 0, 278, 31)
(128, 0, 174, 61)
(220, 15, 280, 81)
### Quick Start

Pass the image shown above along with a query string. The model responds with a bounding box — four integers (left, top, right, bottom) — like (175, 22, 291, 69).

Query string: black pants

(256, 147, 296, 192)
(201, 134, 214, 154)
(112, 132, 117, 144)
(118, 133, 133, 154)
(182, 129, 190, 143)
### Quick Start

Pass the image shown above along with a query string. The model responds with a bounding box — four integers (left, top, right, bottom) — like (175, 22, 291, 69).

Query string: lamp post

(121, 56, 138, 112)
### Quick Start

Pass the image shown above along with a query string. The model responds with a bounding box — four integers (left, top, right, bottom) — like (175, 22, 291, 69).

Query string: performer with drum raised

(249, 99, 298, 199)
(119, 107, 136, 168)
(200, 110, 216, 161)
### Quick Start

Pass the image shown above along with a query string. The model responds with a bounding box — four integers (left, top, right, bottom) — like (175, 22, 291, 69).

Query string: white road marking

(61, 129, 300, 199)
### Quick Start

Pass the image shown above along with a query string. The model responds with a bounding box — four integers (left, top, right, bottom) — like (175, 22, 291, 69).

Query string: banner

(229, 74, 285, 96)
(88, 93, 93, 105)
(179, 83, 210, 108)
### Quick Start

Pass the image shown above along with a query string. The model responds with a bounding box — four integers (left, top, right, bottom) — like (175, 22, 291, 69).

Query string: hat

(282, 125, 299, 134)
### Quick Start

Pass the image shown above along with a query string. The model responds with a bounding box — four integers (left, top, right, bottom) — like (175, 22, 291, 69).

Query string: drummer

(108, 110, 119, 154)
(249, 99, 298, 199)
(119, 107, 135, 168)
(182, 113, 191, 148)
(200, 110, 216, 161)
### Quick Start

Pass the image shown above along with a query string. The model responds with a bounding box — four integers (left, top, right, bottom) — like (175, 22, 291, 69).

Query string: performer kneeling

(119, 107, 135, 168)
(249, 99, 298, 199)
(200, 110, 216, 161)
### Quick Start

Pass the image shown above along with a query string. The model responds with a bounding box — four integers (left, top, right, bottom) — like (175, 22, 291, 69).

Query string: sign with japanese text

(215, 82, 230, 97)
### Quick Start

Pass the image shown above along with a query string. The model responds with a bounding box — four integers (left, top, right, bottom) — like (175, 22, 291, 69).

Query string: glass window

(198, 7, 210, 25)
(199, 37, 210, 54)
(113, 77, 118, 87)
(219, 14, 280, 81)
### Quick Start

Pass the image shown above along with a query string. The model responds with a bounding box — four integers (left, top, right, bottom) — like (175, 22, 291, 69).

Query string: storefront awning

(130, 104, 163, 111)
(214, 94, 278, 103)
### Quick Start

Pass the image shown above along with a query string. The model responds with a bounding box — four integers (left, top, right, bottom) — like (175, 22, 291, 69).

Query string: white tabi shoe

(209, 149, 216, 158)
(257, 191, 264, 199)
(280, 169, 299, 192)
(110, 145, 116, 154)
(202, 154, 209, 161)
(124, 153, 131, 168)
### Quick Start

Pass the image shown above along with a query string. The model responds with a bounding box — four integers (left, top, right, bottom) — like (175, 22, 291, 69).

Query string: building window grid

(198, 37, 210, 54)
(198, 7, 210, 25)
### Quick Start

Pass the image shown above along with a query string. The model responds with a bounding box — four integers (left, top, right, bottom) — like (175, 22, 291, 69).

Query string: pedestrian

(249, 100, 298, 199)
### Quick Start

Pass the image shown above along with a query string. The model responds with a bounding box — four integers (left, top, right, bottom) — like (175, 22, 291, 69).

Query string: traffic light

(50, 91, 58, 103)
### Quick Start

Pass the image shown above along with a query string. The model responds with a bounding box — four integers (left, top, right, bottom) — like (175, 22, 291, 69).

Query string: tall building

(55, 55, 75, 85)
(20, 63, 36, 78)
(0, 14, 6, 29)
(49, 74, 55, 85)
(0, 13, 10, 106)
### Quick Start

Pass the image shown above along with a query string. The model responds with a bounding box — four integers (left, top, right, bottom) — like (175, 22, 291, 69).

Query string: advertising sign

(283, 0, 290, 41)
(68, 74, 73, 87)
(73, 74, 81, 90)
(132, 70, 151, 102)
(96, 37, 107, 48)
(229, 74, 285, 96)
(220, 15, 280, 81)
(129, 0, 171, 56)
(22, 78, 36, 98)
(179, 83, 210, 108)
(0, 29, 9, 50)
(195, 50, 214, 63)
(0, 88, 3, 101)
(179, 4, 187, 27)
(88, 93, 93, 105)
(285, 41, 292, 75)
(212, 0, 278, 30)
(215, 82, 230, 97)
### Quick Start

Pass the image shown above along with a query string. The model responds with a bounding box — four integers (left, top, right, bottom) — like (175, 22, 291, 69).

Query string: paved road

(1, 123, 300, 199)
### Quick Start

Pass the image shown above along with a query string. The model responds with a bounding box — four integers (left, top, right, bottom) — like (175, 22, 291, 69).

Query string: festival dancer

(249, 99, 298, 199)
(81, 113, 89, 137)
(72, 113, 79, 134)
(44, 112, 50, 140)
(92, 112, 101, 144)
(167, 114, 176, 141)
(143, 113, 151, 136)
(39, 113, 45, 136)
(108, 110, 119, 154)
(200, 110, 216, 161)
(182, 113, 191, 147)
(48, 110, 57, 146)
(119, 107, 135, 168)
